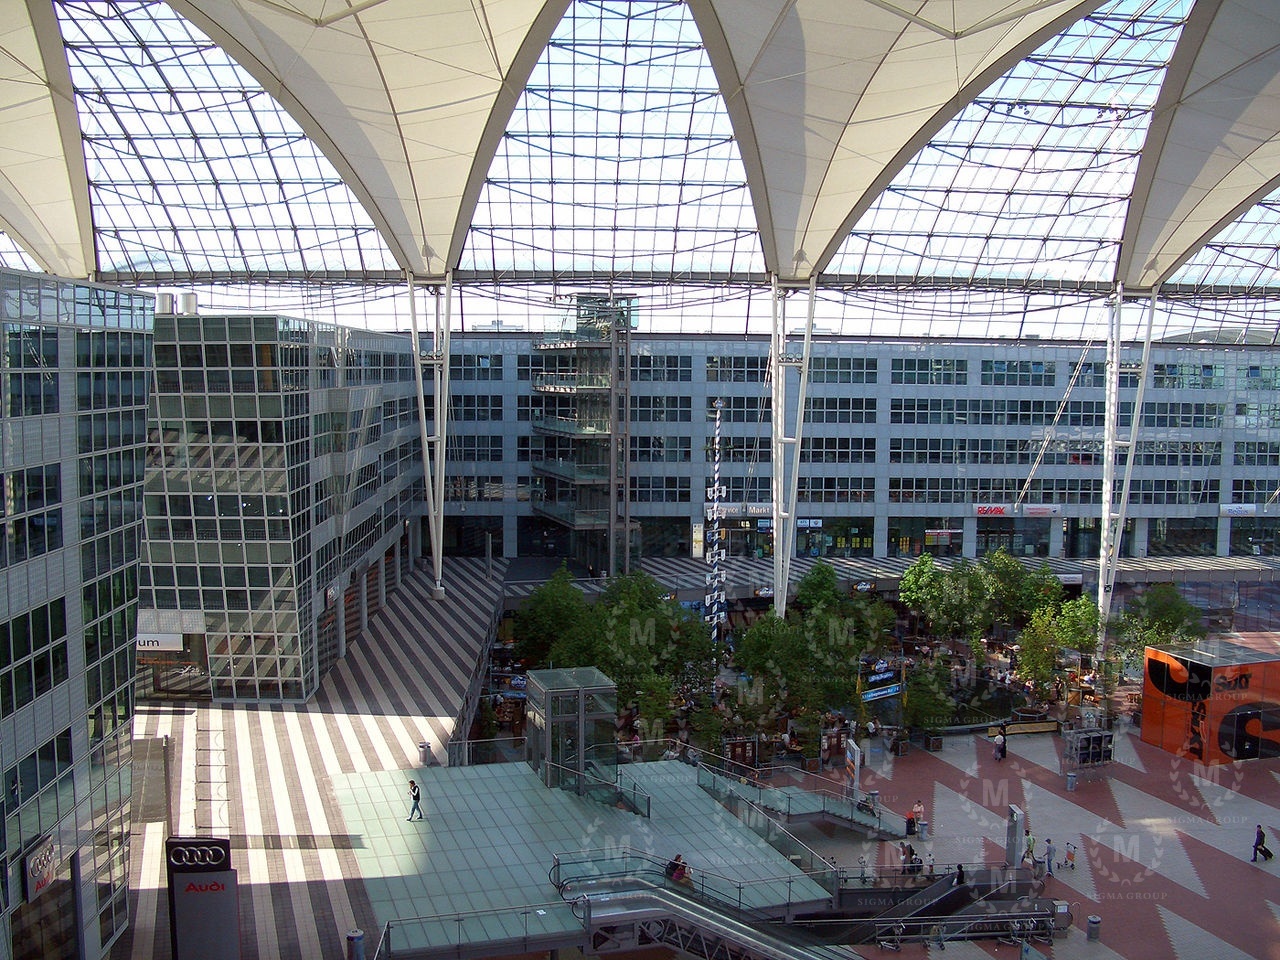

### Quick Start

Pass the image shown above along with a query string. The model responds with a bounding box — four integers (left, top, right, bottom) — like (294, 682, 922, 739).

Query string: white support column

(770, 277, 818, 619)
(408, 272, 453, 600)
(1097, 285, 1158, 719)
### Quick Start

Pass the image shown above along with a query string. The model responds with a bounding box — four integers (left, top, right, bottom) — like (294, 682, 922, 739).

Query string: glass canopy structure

(0, 0, 1277, 339)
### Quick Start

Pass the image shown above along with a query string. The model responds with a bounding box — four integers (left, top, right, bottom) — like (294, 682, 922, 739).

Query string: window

(809, 357, 876, 383)
(804, 397, 875, 423)
(451, 394, 503, 421)
(629, 476, 691, 502)
(630, 354, 691, 381)
(450, 354, 503, 381)
(892, 357, 967, 385)
(706, 355, 768, 382)
(800, 437, 875, 463)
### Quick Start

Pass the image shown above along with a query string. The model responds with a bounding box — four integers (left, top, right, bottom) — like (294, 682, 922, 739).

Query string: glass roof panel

(54, 0, 397, 281)
(0, 236, 40, 275)
(1168, 192, 1280, 291)
(461, 0, 762, 279)
(828, 0, 1187, 286)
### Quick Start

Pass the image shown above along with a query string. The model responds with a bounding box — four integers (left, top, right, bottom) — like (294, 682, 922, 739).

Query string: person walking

(1253, 825, 1273, 862)
(1022, 829, 1036, 864)
(1044, 838, 1056, 876)
(407, 779, 424, 821)
(993, 730, 1006, 762)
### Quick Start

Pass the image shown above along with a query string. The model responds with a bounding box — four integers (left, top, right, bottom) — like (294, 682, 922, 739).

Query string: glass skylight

(462, 0, 761, 279)
(57, 0, 396, 282)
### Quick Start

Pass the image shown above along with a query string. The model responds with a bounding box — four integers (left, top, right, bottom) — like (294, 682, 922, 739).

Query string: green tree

(1013, 607, 1059, 705)
(735, 613, 802, 712)
(934, 559, 991, 659)
(513, 565, 589, 665)
(898, 554, 940, 635)
(794, 560, 845, 614)
(903, 660, 953, 734)
(1114, 582, 1205, 667)
(1055, 595, 1100, 655)
(979, 550, 1063, 638)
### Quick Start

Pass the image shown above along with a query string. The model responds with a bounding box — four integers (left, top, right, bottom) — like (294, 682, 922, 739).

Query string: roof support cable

(1014, 342, 1096, 509)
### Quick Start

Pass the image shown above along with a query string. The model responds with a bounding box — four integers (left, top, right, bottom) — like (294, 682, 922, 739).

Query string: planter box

(924, 735, 943, 752)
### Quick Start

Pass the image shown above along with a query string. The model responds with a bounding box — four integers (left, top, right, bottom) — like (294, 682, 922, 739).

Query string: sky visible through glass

(1, 0, 1276, 339)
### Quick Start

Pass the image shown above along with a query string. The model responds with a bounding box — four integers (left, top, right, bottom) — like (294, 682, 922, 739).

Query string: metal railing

(539, 758, 652, 818)
(371, 898, 578, 959)
(697, 752, 909, 838)
(550, 846, 834, 915)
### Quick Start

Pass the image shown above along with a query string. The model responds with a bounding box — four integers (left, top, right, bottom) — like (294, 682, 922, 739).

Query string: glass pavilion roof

(3, 0, 1279, 337)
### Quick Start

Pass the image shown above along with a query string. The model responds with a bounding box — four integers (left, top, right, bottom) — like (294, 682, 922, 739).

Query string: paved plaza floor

(114, 558, 1280, 960)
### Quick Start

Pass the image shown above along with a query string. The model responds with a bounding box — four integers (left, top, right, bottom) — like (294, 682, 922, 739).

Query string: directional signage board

(863, 683, 902, 702)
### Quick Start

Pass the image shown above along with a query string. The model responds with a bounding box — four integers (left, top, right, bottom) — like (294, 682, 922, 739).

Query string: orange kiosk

(1142, 639, 1280, 764)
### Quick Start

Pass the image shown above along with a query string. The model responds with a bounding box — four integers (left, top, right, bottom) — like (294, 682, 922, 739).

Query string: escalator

(574, 880, 865, 960)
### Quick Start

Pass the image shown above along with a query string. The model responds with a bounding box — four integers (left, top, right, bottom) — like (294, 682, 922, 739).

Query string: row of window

(471, 352, 1280, 389)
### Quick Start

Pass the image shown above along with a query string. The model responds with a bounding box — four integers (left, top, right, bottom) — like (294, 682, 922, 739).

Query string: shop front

(795, 517, 874, 558)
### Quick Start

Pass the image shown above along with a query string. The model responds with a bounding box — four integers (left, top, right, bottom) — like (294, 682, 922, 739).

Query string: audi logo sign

(170, 846, 227, 867)
(166, 835, 240, 959)
(23, 836, 58, 902)
(166, 836, 233, 873)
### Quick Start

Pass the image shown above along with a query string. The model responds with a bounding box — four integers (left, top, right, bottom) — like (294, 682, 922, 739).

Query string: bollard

(419, 741, 431, 765)
(347, 929, 365, 960)
(1086, 915, 1101, 941)
(1066, 771, 1078, 792)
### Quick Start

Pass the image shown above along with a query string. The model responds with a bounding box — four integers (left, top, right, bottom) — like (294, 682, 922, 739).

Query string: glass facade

(0, 267, 150, 960)
(140, 312, 421, 702)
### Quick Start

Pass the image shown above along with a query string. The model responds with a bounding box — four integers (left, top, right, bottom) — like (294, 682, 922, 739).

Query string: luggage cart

(1060, 841, 1077, 870)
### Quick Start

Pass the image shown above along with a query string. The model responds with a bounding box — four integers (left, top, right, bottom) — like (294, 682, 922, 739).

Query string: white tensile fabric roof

(1, 0, 1278, 291)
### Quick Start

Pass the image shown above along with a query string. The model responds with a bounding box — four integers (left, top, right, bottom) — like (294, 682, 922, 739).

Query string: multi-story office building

(444, 331, 1280, 567)
(0, 267, 149, 960)
(138, 305, 422, 702)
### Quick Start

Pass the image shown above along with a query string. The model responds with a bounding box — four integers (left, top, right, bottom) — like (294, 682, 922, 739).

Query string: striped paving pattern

(114, 558, 507, 960)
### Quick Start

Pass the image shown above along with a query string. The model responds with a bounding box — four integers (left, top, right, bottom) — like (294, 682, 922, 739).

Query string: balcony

(535, 326, 612, 349)
(531, 498, 611, 529)
(532, 373, 611, 393)
(532, 458, 610, 484)
(532, 413, 612, 437)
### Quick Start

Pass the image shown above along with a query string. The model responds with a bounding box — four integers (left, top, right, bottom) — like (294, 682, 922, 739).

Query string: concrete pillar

(1217, 517, 1232, 557)
(1049, 517, 1065, 558)
(1132, 517, 1149, 558)
(874, 514, 889, 557)
(962, 515, 978, 558)
(336, 591, 346, 659)
(359, 570, 369, 632)
(378, 554, 388, 607)
(392, 538, 403, 588)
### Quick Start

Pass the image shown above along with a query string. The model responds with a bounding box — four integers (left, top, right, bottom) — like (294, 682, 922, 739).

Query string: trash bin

(1087, 915, 1101, 941)
(418, 741, 431, 765)
(1066, 771, 1078, 792)
(867, 790, 879, 810)
(347, 929, 365, 960)
(918, 819, 929, 840)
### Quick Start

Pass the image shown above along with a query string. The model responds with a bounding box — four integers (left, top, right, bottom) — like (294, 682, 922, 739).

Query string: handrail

(697, 755, 908, 839)
(694, 771, 840, 894)
(539, 758, 652, 818)
(370, 898, 576, 960)
(550, 845, 833, 916)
